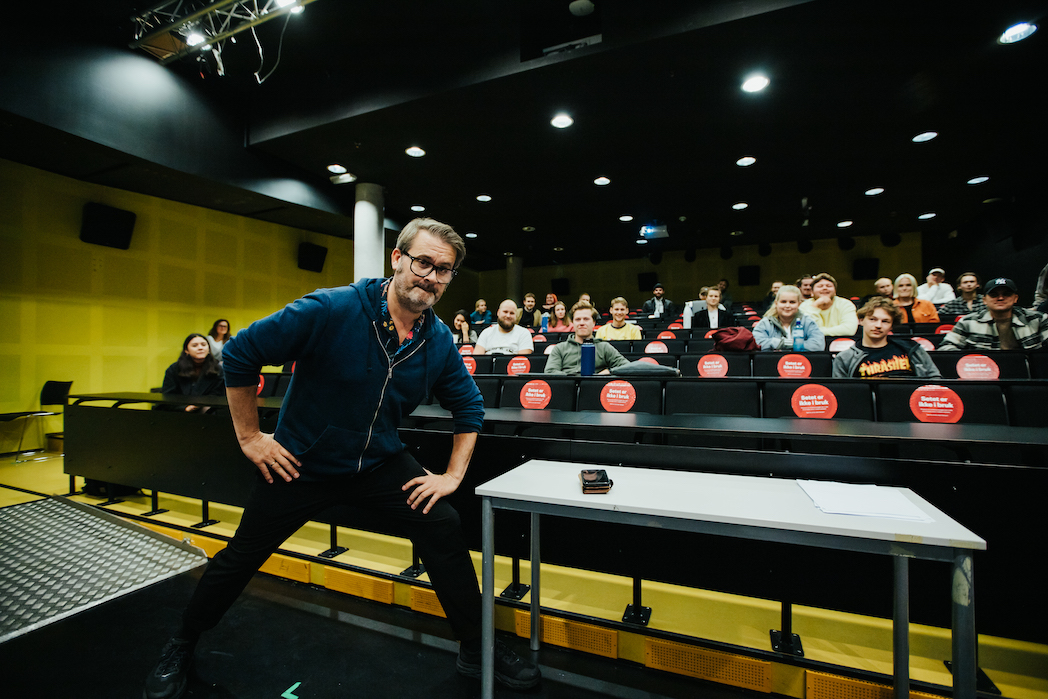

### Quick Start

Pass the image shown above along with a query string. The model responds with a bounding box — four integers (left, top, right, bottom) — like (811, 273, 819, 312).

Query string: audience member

(470, 298, 493, 326)
(162, 333, 225, 412)
(547, 301, 573, 332)
(692, 287, 737, 329)
(451, 310, 477, 345)
(641, 283, 677, 319)
(206, 319, 232, 363)
(833, 298, 940, 378)
(516, 293, 542, 330)
(892, 273, 939, 324)
(545, 303, 629, 375)
(753, 285, 824, 351)
(858, 278, 894, 308)
(760, 281, 783, 313)
(796, 275, 815, 300)
(474, 300, 534, 354)
(939, 277, 1048, 351)
(595, 297, 642, 340)
(1035, 262, 1048, 307)
(917, 267, 956, 304)
(541, 293, 558, 313)
(938, 272, 985, 319)
(716, 279, 734, 311)
(799, 273, 858, 337)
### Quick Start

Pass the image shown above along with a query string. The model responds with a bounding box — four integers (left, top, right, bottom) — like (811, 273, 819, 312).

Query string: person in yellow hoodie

(799, 273, 858, 337)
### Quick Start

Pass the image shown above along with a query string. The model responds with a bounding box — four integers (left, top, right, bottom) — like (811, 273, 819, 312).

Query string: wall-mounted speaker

(637, 271, 657, 293)
(80, 202, 136, 250)
(298, 242, 328, 273)
(550, 277, 571, 296)
(853, 257, 880, 280)
(738, 265, 760, 286)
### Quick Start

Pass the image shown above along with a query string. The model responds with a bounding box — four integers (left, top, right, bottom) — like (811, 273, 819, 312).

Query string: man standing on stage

(144, 218, 540, 698)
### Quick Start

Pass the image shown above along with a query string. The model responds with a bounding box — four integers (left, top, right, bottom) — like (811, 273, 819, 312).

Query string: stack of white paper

(797, 480, 934, 523)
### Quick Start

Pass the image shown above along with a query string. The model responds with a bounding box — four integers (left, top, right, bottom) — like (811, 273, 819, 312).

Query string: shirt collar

(378, 277, 426, 342)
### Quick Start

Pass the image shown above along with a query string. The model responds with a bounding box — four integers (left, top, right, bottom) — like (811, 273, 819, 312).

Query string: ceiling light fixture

(967, 176, 989, 185)
(327, 164, 347, 174)
(619, 215, 634, 222)
(741, 75, 770, 92)
(736, 156, 756, 167)
(865, 187, 885, 196)
(730, 230, 744, 237)
(594, 176, 611, 185)
(405, 146, 426, 157)
(329, 173, 357, 185)
(553, 246, 564, 252)
(912, 131, 938, 143)
(410, 205, 426, 212)
(636, 239, 648, 245)
(837, 220, 854, 228)
(999, 22, 1037, 43)
(465, 232, 478, 238)
(551, 113, 574, 128)
(732, 202, 748, 210)
(476, 194, 492, 202)
(522, 226, 535, 232)
(917, 212, 937, 220)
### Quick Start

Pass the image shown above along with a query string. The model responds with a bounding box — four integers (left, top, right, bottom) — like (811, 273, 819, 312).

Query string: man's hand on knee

(240, 432, 301, 484)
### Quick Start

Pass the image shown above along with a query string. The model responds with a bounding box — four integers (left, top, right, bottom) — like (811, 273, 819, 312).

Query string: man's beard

(393, 270, 440, 314)
(498, 317, 516, 331)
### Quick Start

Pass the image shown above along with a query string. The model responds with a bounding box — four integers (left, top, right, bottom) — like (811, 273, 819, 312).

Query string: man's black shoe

(457, 637, 541, 690)
(143, 637, 194, 699)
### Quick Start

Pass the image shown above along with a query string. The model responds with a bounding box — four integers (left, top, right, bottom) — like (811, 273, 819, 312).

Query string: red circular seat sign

(668, 322, 683, 329)
(909, 385, 964, 423)
(462, 356, 477, 375)
(704, 329, 718, 338)
(638, 356, 659, 365)
(256, 374, 265, 396)
(790, 384, 838, 419)
(532, 334, 546, 342)
(544, 344, 556, 355)
(459, 345, 474, 355)
(829, 338, 855, 352)
(507, 357, 532, 375)
(697, 354, 729, 377)
(777, 354, 812, 378)
(913, 337, 935, 351)
(600, 380, 637, 412)
(657, 330, 676, 339)
(645, 341, 669, 354)
(955, 354, 1000, 380)
(519, 380, 552, 409)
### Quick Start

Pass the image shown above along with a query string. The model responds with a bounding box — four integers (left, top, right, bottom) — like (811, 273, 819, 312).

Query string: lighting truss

(130, 0, 320, 67)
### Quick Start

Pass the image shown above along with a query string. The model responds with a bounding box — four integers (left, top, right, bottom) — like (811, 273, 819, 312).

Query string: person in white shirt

(916, 267, 956, 305)
(474, 299, 534, 354)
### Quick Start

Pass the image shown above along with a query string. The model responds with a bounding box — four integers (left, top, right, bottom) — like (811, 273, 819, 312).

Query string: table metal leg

(893, 556, 909, 699)
(482, 497, 494, 699)
(952, 552, 976, 699)
(530, 512, 541, 651)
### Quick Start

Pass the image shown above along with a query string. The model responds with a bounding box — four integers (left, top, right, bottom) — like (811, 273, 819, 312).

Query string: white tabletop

(476, 460, 985, 551)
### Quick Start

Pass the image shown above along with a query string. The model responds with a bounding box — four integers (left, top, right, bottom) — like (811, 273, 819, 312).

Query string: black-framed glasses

(402, 251, 458, 283)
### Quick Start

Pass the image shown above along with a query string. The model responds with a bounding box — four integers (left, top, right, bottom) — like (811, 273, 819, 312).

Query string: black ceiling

(3, 0, 1047, 272)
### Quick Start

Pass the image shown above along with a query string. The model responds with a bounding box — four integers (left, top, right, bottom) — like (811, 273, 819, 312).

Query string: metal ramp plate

(0, 496, 207, 643)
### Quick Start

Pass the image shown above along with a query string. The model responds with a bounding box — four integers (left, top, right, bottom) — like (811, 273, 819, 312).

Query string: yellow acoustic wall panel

(325, 568, 395, 605)
(806, 670, 942, 699)
(645, 637, 772, 692)
(259, 553, 311, 583)
(514, 610, 618, 659)
(410, 586, 447, 618)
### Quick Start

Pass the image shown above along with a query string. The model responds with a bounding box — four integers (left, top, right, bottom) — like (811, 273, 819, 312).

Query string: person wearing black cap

(917, 267, 956, 305)
(641, 283, 677, 319)
(939, 277, 1048, 351)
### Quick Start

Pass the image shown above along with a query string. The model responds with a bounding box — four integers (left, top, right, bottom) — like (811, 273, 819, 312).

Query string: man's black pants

(181, 449, 482, 642)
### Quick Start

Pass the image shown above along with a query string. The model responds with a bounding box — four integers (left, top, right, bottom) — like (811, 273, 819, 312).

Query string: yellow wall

(0, 159, 355, 449)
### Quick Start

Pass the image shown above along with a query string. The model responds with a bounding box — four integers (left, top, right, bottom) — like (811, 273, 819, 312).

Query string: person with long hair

(161, 333, 225, 412)
(893, 273, 939, 324)
(753, 285, 824, 351)
(206, 319, 232, 363)
(547, 301, 573, 332)
(451, 310, 477, 345)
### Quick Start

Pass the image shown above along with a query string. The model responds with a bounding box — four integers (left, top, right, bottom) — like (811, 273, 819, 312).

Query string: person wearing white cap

(916, 267, 956, 304)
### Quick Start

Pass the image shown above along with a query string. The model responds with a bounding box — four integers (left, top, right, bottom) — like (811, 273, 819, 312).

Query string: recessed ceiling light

(594, 176, 611, 185)
(967, 176, 990, 185)
(736, 156, 756, 167)
(522, 226, 535, 232)
(327, 163, 347, 174)
(917, 212, 937, 220)
(619, 215, 634, 222)
(999, 22, 1037, 44)
(465, 232, 478, 238)
(551, 113, 574, 128)
(865, 187, 885, 196)
(741, 75, 769, 93)
(730, 230, 744, 236)
(476, 194, 492, 202)
(553, 246, 564, 252)
(405, 146, 426, 157)
(410, 205, 426, 212)
(504, 251, 514, 256)
(329, 173, 357, 184)
(837, 220, 854, 228)
(912, 131, 938, 143)
(636, 239, 648, 245)
(732, 202, 748, 210)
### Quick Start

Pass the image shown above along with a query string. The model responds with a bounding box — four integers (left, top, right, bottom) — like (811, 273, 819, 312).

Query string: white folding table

(476, 460, 985, 699)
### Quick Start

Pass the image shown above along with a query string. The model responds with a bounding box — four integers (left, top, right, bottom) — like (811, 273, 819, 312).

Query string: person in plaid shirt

(939, 277, 1048, 351)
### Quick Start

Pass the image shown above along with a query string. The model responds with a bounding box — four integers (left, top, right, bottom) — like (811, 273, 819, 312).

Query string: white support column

(353, 183, 385, 281)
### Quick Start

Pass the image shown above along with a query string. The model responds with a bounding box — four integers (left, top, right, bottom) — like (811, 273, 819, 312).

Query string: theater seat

(875, 382, 1007, 425)
(492, 354, 547, 375)
(664, 379, 760, 417)
(930, 351, 1030, 380)
(471, 375, 502, 408)
(577, 377, 663, 414)
(499, 376, 577, 411)
(751, 352, 833, 378)
(763, 380, 874, 421)
(1005, 384, 1048, 427)
(678, 353, 751, 377)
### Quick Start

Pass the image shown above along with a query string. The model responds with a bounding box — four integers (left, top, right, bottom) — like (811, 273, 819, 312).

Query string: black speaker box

(738, 265, 760, 286)
(853, 257, 880, 280)
(298, 242, 328, 273)
(80, 203, 136, 250)
(637, 271, 658, 293)
(550, 277, 571, 297)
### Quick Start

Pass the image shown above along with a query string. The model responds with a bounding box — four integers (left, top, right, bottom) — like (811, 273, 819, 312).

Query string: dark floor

(0, 567, 772, 699)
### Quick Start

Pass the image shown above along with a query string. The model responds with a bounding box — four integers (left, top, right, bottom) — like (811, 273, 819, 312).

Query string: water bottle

(683, 301, 694, 329)
(580, 341, 596, 376)
(792, 318, 805, 351)
(541, 312, 549, 332)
